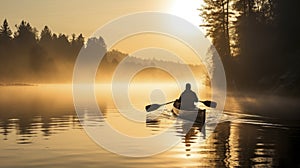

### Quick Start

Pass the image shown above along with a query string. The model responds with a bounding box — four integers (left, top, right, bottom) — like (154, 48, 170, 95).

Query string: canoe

(171, 100, 206, 124)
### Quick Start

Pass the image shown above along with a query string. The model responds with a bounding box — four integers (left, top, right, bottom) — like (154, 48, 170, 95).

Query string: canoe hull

(172, 106, 206, 124)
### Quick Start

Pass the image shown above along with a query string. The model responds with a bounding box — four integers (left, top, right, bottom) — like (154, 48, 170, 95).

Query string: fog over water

(0, 84, 299, 167)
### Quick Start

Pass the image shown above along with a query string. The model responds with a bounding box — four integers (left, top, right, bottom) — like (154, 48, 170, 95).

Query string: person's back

(179, 83, 198, 110)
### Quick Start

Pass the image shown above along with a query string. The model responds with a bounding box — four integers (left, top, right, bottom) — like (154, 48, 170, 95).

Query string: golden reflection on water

(0, 84, 73, 116)
(0, 84, 297, 167)
(95, 82, 209, 138)
(227, 122, 241, 167)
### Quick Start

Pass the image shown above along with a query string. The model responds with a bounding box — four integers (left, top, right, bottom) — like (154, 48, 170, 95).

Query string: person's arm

(178, 93, 182, 102)
(193, 92, 198, 102)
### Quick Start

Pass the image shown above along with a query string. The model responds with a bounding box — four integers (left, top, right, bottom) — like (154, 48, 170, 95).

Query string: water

(0, 85, 300, 167)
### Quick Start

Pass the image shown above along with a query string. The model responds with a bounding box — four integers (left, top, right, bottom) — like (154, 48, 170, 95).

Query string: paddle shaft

(161, 101, 175, 106)
(145, 100, 217, 112)
(199, 100, 217, 108)
(145, 101, 175, 112)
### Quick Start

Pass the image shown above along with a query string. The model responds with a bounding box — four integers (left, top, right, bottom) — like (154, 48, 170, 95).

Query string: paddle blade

(201, 101, 217, 108)
(145, 104, 161, 112)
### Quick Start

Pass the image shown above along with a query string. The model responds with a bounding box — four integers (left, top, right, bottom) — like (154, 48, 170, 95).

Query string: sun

(168, 0, 204, 27)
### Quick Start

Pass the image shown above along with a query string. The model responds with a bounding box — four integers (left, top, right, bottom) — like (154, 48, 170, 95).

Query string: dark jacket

(178, 90, 198, 110)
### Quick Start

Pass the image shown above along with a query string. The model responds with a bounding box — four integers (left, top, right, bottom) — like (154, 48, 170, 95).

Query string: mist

(225, 91, 300, 125)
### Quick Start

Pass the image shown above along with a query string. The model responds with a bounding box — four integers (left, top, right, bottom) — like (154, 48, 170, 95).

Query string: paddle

(199, 100, 217, 108)
(145, 100, 217, 112)
(145, 101, 175, 112)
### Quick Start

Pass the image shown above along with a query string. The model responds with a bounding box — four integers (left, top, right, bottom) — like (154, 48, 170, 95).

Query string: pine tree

(40, 26, 52, 44)
(200, 0, 236, 87)
(201, 0, 232, 58)
(0, 19, 12, 43)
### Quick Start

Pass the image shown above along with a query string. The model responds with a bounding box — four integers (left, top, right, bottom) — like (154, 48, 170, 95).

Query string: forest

(200, 0, 300, 96)
(0, 20, 84, 83)
(0, 20, 129, 83)
(0, 0, 299, 96)
(0, 19, 208, 85)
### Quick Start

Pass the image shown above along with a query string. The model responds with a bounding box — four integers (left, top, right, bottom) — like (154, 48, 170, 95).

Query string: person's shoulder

(192, 91, 198, 97)
(182, 90, 188, 94)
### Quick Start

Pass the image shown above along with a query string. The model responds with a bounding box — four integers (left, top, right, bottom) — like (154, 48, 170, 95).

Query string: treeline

(0, 19, 84, 82)
(0, 19, 129, 83)
(0, 19, 208, 84)
(201, 0, 300, 95)
(97, 55, 209, 85)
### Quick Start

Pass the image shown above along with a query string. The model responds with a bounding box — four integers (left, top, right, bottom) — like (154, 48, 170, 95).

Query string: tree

(52, 33, 71, 58)
(200, 0, 237, 87)
(231, 0, 280, 87)
(14, 21, 37, 40)
(0, 19, 12, 43)
(0, 19, 13, 80)
(71, 33, 84, 50)
(68, 33, 84, 61)
(202, 0, 300, 93)
(201, 0, 232, 58)
(86, 36, 106, 51)
(76, 34, 84, 48)
(40, 26, 52, 44)
(71, 33, 84, 54)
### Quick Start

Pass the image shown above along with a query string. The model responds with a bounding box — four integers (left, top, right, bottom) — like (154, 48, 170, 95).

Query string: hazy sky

(0, 0, 206, 64)
(0, 0, 204, 37)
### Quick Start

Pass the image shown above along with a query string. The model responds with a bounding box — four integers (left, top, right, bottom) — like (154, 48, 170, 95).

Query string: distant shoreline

(0, 83, 37, 86)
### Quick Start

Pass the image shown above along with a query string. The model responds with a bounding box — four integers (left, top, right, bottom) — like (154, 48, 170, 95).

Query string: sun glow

(168, 0, 204, 27)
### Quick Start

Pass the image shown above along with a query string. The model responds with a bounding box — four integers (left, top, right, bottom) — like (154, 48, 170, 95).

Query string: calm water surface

(0, 85, 299, 167)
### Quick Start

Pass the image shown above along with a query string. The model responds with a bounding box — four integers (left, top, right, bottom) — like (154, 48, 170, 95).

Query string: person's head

(185, 83, 191, 90)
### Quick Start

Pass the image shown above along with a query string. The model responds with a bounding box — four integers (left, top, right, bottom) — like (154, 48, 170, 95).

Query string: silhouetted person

(178, 83, 198, 110)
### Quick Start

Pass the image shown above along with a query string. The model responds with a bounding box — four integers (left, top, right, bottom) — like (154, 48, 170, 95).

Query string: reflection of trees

(0, 118, 11, 140)
(41, 116, 52, 137)
(0, 108, 77, 143)
(0, 89, 76, 142)
(207, 121, 296, 167)
(0, 86, 111, 143)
